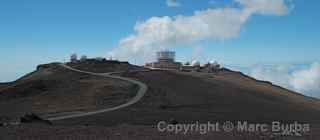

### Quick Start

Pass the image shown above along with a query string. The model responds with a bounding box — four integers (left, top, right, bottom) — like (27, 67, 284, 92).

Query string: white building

(70, 53, 78, 63)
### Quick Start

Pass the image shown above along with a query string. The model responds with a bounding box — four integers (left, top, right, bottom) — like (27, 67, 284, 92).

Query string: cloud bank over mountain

(248, 62, 320, 98)
(290, 63, 320, 98)
(108, 0, 292, 62)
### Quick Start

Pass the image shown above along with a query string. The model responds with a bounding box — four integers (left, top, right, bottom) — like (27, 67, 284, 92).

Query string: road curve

(46, 63, 148, 121)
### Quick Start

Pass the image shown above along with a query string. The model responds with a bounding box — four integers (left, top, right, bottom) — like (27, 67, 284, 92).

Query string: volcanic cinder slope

(0, 61, 139, 120)
(54, 68, 320, 126)
(1, 60, 320, 139)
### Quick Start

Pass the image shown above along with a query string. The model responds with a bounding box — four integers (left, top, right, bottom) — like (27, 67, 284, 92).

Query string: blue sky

(0, 0, 319, 83)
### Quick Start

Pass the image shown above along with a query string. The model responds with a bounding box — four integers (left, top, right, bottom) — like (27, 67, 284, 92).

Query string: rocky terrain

(67, 59, 145, 73)
(0, 62, 138, 122)
(0, 60, 319, 139)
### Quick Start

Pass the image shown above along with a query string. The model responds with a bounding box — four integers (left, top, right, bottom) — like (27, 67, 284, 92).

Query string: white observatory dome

(191, 60, 200, 66)
(209, 60, 219, 66)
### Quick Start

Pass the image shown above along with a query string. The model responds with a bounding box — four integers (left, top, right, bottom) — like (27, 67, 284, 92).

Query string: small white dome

(191, 60, 200, 66)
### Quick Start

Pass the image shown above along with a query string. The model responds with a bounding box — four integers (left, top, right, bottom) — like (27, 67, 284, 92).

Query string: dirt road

(46, 63, 148, 121)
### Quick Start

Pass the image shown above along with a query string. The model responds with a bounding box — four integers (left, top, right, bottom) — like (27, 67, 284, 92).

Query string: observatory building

(145, 51, 222, 72)
(145, 51, 182, 70)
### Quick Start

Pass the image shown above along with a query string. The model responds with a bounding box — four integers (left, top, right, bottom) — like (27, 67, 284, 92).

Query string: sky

(0, 0, 319, 97)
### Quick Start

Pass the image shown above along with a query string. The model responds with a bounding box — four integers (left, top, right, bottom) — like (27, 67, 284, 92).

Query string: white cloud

(248, 62, 320, 98)
(209, 0, 217, 5)
(109, 0, 292, 62)
(166, 0, 181, 7)
(235, 0, 293, 16)
(290, 63, 320, 98)
(249, 64, 292, 89)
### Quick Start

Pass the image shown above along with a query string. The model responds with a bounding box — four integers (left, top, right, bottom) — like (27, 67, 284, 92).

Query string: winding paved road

(46, 63, 148, 121)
